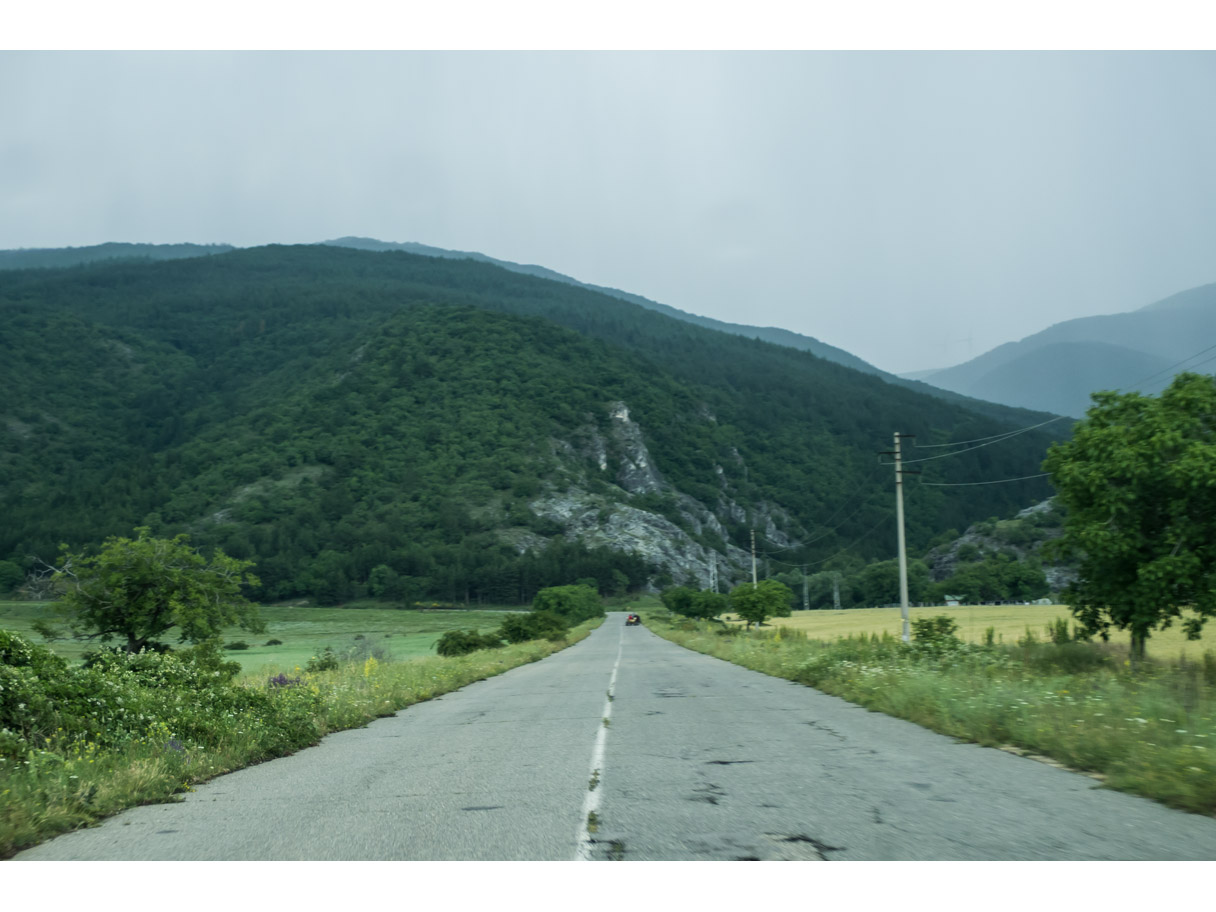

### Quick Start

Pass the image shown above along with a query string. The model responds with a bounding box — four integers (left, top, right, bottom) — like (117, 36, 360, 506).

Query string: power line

(1125, 342, 1216, 393)
(756, 464, 885, 555)
(919, 472, 1051, 487)
(911, 415, 1069, 449)
(907, 341, 1216, 465)
(762, 510, 893, 572)
(1138, 350, 1216, 395)
(898, 425, 1048, 464)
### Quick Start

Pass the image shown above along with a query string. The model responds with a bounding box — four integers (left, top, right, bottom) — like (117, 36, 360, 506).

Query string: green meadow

(0, 600, 522, 672)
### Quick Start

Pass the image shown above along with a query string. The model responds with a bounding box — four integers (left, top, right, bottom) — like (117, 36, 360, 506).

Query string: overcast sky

(3, 49, 1214, 373)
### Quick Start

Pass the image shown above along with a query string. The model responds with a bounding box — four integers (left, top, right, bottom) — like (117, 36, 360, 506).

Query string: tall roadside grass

(648, 613, 1216, 816)
(0, 619, 600, 857)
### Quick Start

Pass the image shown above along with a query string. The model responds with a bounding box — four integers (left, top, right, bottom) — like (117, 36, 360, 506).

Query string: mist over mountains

(0, 242, 1060, 605)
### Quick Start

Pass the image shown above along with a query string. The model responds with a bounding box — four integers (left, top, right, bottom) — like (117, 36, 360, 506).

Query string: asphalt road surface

(16, 614, 1216, 860)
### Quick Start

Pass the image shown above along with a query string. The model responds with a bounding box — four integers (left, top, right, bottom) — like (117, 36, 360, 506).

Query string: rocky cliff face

(924, 498, 1078, 592)
(505, 400, 800, 590)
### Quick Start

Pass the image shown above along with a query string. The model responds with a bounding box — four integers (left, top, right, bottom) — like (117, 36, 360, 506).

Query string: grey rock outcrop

(511, 400, 805, 589)
(528, 487, 749, 590)
(924, 498, 1077, 592)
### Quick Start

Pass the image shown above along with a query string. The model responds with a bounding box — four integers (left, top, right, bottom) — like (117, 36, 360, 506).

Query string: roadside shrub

(0, 629, 67, 678)
(910, 615, 960, 648)
(0, 632, 321, 760)
(265, 639, 283, 646)
(1014, 639, 1113, 674)
(306, 647, 340, 673)
(435, 629, 505, 657)
(1048, 618, 1071, 645)
(498, 610, 569, 644)
(223, 641, 250, 650)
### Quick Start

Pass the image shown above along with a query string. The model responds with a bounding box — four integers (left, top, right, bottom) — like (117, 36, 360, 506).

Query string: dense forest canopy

(0, 244, 1062, 604)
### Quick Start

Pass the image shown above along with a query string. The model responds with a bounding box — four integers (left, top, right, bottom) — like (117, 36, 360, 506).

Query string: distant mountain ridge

(915, 282, 1216, 417)
(318, 237, 1065, 424)
(0, 236, 1062, 427)
(321, 236, 886, 376)
(0, 242, 235, 270)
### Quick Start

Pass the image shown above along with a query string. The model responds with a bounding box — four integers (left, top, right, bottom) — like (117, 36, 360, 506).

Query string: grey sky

(3, 50, 1214, 373)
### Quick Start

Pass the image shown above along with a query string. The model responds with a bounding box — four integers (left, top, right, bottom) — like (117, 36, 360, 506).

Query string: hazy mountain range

(908, 282, 1216, 417)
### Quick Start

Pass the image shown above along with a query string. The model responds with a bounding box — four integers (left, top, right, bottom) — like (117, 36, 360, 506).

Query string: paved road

(17, 614, 1216, 860)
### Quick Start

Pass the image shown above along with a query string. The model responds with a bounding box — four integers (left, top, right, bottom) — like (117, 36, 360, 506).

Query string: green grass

(647, 611, 1216, 816)
(0, 600, 523, 671)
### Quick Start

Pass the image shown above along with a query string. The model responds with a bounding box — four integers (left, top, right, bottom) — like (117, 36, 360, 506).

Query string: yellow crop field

(724, 604, 1214, 662)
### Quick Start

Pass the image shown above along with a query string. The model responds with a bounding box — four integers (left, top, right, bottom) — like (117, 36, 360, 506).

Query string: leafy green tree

(610, 569, 630, 597)
(729, 580, 793, 629)
(51, 528, 262, 653)
(1044, 373, 1216, 661)
(661, 586, 725, 619)
(0, 560, 23, 594)
(660, 586, 697, 616)
(689, 589, 728, 619)
(532, 584, 603, 623)
(852, 559, 930, 607)
(367, 564, 402, 599)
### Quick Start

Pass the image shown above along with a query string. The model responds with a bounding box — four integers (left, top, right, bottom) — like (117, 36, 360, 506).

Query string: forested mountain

(0, 244, 1060, 605)
(913, 282, 1216, 417)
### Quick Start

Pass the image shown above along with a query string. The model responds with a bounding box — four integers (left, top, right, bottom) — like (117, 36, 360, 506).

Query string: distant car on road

(625, 613, 641, 626)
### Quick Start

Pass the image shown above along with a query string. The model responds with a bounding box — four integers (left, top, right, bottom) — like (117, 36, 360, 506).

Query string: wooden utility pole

(894, 432, 911, 643)
(881, 433, 920, 643)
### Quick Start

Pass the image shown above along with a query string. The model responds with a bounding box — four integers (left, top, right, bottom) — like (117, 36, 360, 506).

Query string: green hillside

(0, 245, 1061, 604)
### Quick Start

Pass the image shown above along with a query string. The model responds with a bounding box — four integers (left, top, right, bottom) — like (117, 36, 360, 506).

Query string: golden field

(723, 604, 1214, 662)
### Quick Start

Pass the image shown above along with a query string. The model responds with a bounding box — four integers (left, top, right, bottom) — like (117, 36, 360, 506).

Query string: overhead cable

(919, 472, 1051, 487)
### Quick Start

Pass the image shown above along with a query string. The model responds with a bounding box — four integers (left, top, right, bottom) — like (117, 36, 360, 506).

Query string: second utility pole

(892, 432, 917, 643)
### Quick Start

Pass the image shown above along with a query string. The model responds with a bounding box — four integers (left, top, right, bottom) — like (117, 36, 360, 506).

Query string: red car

(625, 614, 641, 626)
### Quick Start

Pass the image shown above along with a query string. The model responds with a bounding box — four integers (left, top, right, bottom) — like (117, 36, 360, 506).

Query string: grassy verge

(0, 618, 600, 857)
(647, 611, 1216, 815)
